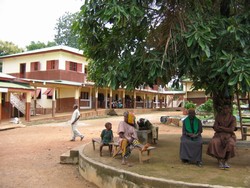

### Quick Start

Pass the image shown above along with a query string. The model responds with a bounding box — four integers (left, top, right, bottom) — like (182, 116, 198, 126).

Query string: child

(100, 122, 114, 156)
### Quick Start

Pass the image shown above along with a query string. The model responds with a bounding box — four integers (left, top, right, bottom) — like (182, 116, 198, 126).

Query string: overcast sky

(0, 0, 83, 48)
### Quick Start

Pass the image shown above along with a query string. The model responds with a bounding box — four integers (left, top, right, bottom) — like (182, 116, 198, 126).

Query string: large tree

(73, 0, 250, 112)
(0, 40, 23, 56)
(26, 41, 56, 51)
(54, 12, 79, 48)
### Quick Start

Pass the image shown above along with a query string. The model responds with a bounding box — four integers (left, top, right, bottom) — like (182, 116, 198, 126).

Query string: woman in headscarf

(116, 111, 148, 165)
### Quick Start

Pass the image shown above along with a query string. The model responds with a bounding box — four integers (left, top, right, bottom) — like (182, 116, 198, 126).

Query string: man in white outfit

(70, 104, 84, 141)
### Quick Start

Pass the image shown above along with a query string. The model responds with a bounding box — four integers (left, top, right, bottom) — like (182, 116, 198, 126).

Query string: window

(46, 60, 58, 70)
(30, 61, 40, 71)
(70, 62, 77, 71)
(80, 92, 89, 99)
(0, 62, 2, 72)
(65, 61, 82, 72)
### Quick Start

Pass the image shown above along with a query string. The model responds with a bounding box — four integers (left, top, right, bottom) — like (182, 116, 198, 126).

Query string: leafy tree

(0, 40, 23, 56)
(54, 12, 79, 48)
(26, 41, 56, 51)
(73, 0, 250, 113)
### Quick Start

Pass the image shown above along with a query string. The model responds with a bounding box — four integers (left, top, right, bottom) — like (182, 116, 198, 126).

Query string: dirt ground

(0, 111, 248, 188)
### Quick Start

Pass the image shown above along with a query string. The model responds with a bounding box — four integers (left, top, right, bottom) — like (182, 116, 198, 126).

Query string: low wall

(78, 144, 228, 188)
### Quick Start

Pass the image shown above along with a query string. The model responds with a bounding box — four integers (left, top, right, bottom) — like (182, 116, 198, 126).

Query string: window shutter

(77, 63, 82, 72)
(65, 61, 70, 71)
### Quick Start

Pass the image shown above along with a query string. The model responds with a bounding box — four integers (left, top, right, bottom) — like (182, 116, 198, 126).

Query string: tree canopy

(54, 12, 79, 48)
(0, 40, 23, 56)
(26, 41, 56, 51)
(73, 0, 250, 111)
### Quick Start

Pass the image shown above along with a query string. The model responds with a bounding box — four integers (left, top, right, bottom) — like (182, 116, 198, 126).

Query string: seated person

(207, 104, 236, 169)
(137, 118, 158, 144)
(100, 122, 113, 156)
(180, 108, 203, 167)
(116, 111, 149, 165)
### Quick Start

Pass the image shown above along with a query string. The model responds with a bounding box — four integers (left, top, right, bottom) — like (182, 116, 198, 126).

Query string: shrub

(184, 101, 196, 109)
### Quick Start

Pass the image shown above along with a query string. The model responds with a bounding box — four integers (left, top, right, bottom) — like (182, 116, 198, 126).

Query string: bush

(184, 101, 196, 109)
(197, 99, 213, 113)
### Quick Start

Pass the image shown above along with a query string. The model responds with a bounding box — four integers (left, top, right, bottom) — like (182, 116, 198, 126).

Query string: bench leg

(92, 140, 96, 150)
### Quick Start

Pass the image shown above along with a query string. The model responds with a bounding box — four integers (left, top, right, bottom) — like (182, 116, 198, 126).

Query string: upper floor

(0, 45, 88, 83)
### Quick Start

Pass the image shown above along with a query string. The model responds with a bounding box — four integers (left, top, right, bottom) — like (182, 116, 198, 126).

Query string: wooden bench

(111, 141, 156, 163)
(92, 138, 113, 156)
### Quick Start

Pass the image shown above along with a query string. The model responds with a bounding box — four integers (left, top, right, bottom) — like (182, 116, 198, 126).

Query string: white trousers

(71, 124, 83, 139)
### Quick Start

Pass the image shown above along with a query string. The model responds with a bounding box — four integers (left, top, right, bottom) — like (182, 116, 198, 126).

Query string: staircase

(236, 91, 250, 140)
(10, 93, 26, 115)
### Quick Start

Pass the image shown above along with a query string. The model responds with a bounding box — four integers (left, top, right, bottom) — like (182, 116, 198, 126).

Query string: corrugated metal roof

(0, 81, 34, 90)
(0, 45, 83, 59)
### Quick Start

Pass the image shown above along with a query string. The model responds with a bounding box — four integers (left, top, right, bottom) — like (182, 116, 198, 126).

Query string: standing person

(70, 104, 84, 141)
(207, 104, 236, 169)
(115, 111, 149, 165)
(180, 108, 203, 167)
(100, 122, 114, 156)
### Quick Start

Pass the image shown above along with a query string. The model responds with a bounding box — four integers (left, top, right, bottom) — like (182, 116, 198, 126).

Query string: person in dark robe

(180, 108, 203, 167)
(207, 104, 236, 169)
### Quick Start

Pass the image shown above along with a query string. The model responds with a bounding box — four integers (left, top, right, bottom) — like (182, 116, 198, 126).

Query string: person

(137, 118, 158, 144)
(100, 122, 114, 156)
(207, 104, 236, 169)
(116, 111, 149, 165)
(70, 104, 84, 141)
(180, 108, 203, 167)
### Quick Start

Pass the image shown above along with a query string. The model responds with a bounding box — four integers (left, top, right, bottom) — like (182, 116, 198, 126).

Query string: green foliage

(73, 0, 250, 111)
(197, 99, 214, 113)
(184, 101, 196, 110)
(54, 12, 79, 48)
(0, 40, 23, 56)
(26, 41, 56, 51)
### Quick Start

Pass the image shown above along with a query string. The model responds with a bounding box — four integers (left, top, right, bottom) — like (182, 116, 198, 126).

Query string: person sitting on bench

(116, 111, 149, 165)
(100, 122, 113, 156)
(180, 108, 203, 167)
(137, 118, 158, 144)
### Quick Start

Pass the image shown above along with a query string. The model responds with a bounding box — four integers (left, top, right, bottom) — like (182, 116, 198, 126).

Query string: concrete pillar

(25, 92, 31, 121)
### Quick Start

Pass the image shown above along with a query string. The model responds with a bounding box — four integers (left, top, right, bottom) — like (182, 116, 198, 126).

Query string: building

(0, 45, 185, 121)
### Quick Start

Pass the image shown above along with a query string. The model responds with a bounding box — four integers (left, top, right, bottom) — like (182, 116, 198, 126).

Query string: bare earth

(0, 111, 248, 188)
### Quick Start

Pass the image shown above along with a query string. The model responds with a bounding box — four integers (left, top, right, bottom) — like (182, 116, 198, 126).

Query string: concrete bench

(111, 141, 156, 163)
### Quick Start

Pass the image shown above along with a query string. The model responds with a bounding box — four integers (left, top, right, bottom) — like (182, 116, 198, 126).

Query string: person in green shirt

(100, 122, 114, 156)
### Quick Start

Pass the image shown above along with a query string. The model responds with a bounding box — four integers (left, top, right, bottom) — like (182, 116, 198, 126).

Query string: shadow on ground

(84, 134, 250, 187)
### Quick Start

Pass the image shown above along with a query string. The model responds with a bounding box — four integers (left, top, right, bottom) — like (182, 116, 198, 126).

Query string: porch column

(133, 91, 136, 109)
(95, 88, 98, 111)
(122, 90, 125, 109)
(90, 88, 93, 109)
(105, 89, 108, 109)
(33, 87, 37, 116)
(143, 93, 145, 108)
(151, 95, 154, 109)
(156, 94, 159, 108)
(74, 87, 80, 106)
(25, 92, 31, 121)
(109, 89, 112, 109)
(159, 94, 162, 109)
(52, 88, 56, 118)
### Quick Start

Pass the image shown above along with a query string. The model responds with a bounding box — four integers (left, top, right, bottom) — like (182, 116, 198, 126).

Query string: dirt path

(0, 111, 243, 188)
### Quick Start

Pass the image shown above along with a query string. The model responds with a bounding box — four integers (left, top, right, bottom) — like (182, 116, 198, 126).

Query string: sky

(0, 0, 84, 48)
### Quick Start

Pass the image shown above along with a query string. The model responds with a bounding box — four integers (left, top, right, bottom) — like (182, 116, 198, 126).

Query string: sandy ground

(0, 111, 245, 188)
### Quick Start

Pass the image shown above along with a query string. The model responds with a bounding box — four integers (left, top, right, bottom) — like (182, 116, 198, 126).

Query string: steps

(60, 145, 84, 164)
